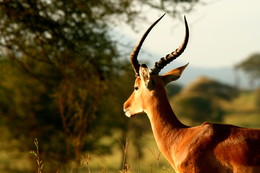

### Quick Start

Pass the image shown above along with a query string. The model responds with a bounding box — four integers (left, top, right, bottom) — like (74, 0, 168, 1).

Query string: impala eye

(134, 87, 139, 91)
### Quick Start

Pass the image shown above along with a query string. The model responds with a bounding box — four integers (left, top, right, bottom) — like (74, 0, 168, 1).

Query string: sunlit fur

(123, 66, 260, 173)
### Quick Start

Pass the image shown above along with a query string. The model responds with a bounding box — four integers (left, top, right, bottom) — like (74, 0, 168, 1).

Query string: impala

(123, 14, 260, 173)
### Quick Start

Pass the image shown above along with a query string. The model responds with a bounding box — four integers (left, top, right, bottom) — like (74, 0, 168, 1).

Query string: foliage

(129, 0, 200, 19)
(222, 90, 260, 128)
(166, 83, 183, 98)
(182, 76, 238, 100)
(236, 53, 260, 110)
(0, 0, 123, 170)
(236, 53, 260, 87)
(174, 94, 214, 122)
(0, 0, 204, 171)
(171, 76, 237, 124)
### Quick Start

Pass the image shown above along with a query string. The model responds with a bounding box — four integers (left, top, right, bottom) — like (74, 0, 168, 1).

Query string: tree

(236, 53, 260, 87)
(236, 53, 260, 112)
(182, 76, 238, 100)
(173, 94, 214, 123)
(171, 77, 237, 124)
(0, 0, 205, 171)
(166, 83, 183, 98)
(0, 0, 122, 170)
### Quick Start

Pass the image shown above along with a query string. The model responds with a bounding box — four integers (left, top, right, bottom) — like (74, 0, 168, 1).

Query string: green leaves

(171, 77, 237, 124)
(0, 0, 203, 170)
(236, 53, 260, 86)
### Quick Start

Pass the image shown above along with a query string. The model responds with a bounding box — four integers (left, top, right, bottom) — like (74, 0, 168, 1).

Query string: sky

(117, 0, 260, 69)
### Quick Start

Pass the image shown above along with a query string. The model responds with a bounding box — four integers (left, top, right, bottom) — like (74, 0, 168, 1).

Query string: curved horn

(130, 13, 166, 76)
(150, 16, 189, 75)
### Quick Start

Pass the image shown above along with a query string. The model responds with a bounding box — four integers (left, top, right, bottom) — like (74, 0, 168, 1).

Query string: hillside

(161, 64, 251, 89)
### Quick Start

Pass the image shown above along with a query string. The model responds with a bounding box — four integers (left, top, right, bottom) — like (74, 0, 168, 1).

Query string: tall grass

(119, 138, 134, 173)
(27, 91, 259, 172)
(29, 138, 44, 173)
(28, 136, 173, 173)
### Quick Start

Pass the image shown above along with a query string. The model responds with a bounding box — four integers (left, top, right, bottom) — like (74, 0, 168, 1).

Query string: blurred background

(0, 0, 259, 172)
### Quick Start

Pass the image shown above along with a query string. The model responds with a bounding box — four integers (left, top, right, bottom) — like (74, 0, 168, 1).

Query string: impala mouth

(124, 109, 132, 118)
(124, 109, 139, 118)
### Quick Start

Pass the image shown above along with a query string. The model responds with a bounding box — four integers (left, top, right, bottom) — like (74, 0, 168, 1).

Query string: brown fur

(123, 70, 260, 173)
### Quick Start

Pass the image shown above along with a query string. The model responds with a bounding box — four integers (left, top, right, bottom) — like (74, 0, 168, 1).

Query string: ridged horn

(129, 13, 166, 76)
(150, 16, 189, 75)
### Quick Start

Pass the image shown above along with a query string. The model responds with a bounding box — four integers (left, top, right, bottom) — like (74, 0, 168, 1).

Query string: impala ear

(161, 63, 189, 84)
(139, 64, 153, 89)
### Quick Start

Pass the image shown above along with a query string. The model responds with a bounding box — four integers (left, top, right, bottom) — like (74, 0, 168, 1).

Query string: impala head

(123, 14, 189, 118)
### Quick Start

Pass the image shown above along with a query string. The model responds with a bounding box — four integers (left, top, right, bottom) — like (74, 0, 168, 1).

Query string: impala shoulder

(198, 122, 215, 136)
(175, 123, 215, 172)
(178, 123, 215, 153)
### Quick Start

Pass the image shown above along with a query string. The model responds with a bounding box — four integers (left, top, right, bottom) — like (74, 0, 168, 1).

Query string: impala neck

(145, 90, 187, 164)
(146, 90, 186, 130)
